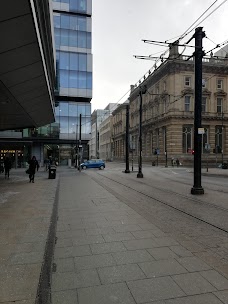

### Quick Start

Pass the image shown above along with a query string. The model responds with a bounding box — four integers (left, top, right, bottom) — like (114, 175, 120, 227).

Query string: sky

(91, 0, 228, 111)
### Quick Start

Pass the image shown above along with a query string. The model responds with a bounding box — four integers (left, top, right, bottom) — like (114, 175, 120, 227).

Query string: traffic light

(191, 150, 194, 155)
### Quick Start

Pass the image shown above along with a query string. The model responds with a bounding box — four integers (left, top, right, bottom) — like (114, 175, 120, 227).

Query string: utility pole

(137, 85, 147, 178)
(75, 124, 78, 168)
(125, 103, 130, 173)
(165, 127, 168, 167)
(222, 111, 224, 165)
(191, 27, 205, 195)
(78, 114, 82, 172)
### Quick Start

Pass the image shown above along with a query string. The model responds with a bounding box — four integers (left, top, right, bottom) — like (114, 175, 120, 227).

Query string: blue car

(80, 159, 105, 170)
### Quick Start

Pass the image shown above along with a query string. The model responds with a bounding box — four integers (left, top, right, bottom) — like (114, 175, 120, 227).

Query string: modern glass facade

(56, 101, 91, 140)
(53, 0, 92, 99)
(0, 0, 92, 166)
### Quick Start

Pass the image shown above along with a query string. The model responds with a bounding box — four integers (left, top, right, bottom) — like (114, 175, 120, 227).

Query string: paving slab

(200, 270, 228, 290)
(78, 282, 136, 304)
(139, 259, 187, 278)
(97, 264, 146, 284)
(74, 253, 116, 270)
(52, 269, 100, 291)
(112, 249, 154, 264)
(177, 256, 212, 272)
(147, 247, 179, 260)
(52, 289, 78, 304)
(213, 290, 228, 303)
(172, 272, 216, 295)
(163, 293, 224, 303)
(54, 245, 91, 259)
(0, 169, 58, 303)
(123, 238, 159, 250)
(90, 242, 127, 254)
(127, 276, 185, 303)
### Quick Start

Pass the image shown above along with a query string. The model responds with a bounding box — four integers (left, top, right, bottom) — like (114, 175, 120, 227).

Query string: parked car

(80, 159, 105, 170)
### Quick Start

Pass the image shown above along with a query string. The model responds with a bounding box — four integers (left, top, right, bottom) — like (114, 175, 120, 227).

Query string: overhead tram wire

(204, 38, 228, 55)
(89, 2, 228, 129)
(138, 1, 226, 73)
(178, 0, 220, 41)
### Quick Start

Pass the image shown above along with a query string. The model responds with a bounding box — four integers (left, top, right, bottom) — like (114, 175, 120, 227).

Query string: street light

(222, 111, 224, 165)
(165, 127, 168, 167)
(137, 85, 147, 178)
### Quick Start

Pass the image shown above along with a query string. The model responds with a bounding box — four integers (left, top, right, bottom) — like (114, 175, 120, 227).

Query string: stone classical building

(111, 46, 228, 166)
(127, 45, 228, 166)
(112, 101, 129, 160)
(89, 103, 118, 159)
(99, 115, 113, 161)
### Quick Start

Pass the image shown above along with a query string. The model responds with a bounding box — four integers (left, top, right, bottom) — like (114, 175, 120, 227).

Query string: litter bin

(152, 161, 155, 166)
(49, 165, 56, 179)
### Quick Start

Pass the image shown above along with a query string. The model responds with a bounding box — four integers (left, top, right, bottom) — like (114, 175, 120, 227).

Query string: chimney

(169, 41, 180, 59)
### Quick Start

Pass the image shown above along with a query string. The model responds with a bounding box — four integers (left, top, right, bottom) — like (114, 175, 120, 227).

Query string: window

(217, 98, 223, 113)
(202, 78, 206, 88)
(79, 54, 87, 71)
(202, 97, 206, 112)
(185, 76, 191, 87)
(59, 70, 69, 88)
(182, 125, 193, 153)
(60, 116, 69, 134)
(60, 29, 69, 46)
(59, 102, 69, 116)
(70, 53, 78, 71)
(217, 79, 223, 90)
(163, 81, 166, 91)
(184, 96, 191, 111)
(59, 52, 69, 70)
(69, 30, 78, 47)
(78, 17, 87, 31)
(61, 15, 70, 29)
(163, 98, 167, 113)
(54, 15, 60, 28)
(78, 31, 87, 48)
(215, 126, 223, 153)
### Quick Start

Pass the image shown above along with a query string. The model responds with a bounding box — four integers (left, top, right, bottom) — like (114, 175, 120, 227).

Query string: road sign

(198, 128, 205, 134)
(205, 143, 210, 151)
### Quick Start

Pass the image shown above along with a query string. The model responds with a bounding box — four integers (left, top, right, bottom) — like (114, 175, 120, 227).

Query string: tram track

(90, 171, 228, 235)
(162, 173, 228, 194)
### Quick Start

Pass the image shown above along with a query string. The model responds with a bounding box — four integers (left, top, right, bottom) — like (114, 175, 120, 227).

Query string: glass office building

(0, 0, 92, 167)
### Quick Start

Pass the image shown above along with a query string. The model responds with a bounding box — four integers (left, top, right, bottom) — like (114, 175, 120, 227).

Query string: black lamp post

(125, 103, 130, 173)
(191, 27, 205, 195)
(165, 127, 168, 167)
(222, 111, 224, 165)
(137, 85, 147, 178)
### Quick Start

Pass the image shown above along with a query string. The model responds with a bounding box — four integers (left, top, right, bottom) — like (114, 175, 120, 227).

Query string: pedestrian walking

(28, 156, 39, 183)
(176, 158, 180, 167)
(4, 155, 11, 179)
(171, 157, 174, 167)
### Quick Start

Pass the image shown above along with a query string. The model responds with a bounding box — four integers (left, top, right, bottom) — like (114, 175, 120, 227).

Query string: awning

(0, 0, 56, 131)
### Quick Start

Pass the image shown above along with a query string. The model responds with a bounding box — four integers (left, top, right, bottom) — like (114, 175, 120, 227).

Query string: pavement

(0, 165, 228, 304)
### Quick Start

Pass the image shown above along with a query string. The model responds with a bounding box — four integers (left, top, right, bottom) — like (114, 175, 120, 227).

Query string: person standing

(4, 155, 11, 179)
(176, 158, 180, 167)
(28, 156, 38, 183)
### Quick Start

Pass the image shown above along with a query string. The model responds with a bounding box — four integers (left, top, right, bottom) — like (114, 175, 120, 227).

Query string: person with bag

(28, 156, 38, 183)
(4, 155, 11, 179)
